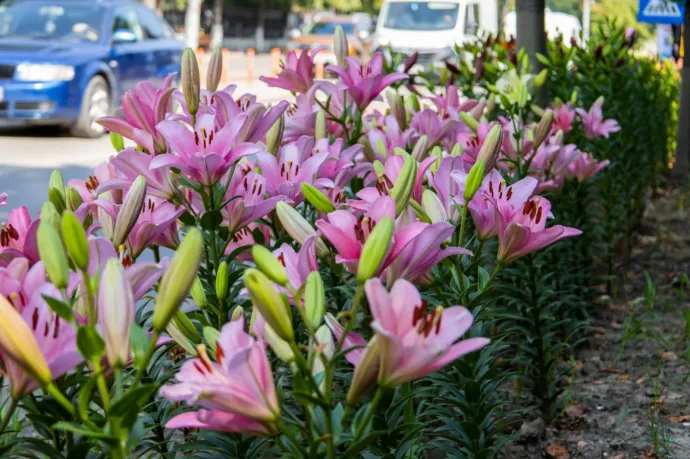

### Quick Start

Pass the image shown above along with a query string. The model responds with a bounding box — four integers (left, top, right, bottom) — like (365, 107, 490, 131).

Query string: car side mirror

(288, 28, 301, 40)
(112, 29, 137, 44)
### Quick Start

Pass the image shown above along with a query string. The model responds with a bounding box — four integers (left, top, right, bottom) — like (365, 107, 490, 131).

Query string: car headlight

(15, 64, 75, 82)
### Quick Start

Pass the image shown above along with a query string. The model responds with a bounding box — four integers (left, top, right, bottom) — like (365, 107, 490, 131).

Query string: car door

(134, 5, 181, 82)
(109, 5, 155, 97)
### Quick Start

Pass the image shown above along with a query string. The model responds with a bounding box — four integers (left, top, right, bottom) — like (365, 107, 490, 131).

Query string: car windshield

(383, 2, 459, 31)
(0, 0, 104, 42)
(305, 21, 355, 35)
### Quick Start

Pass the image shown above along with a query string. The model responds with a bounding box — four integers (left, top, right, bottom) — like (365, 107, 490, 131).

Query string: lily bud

(49, 169, 65, 194)
(390, 155, 418, 216)
(215, 261, 228, 301)
(551, 129, 564, 147)
(265, 113, 285, 155)
(37, 221, 69, 289)
(66, 187, 83, 212)
(99, 258, 134, 367)
(191, 276, 207, 308)
(408, 198, 431, 223)
(361, 139, 376, 162)
(40, 201, 61, 232)
(181, 47, 200, 117)
(110, 132, 125, 152)
(0, 295, 52, 390)
(475, 124, 503, 172)
(276, 202, 329, 257)
(166, 320, 197, 356)
(464, 161, 486, 203)
(533, 109, 553, 150)
(469, 100, 486, 120)
(450, 143, 463, 157)
(372, 160, 385, 176)
(429, 146, 443, 174)
(375, 138, 388, 159)
(404, 94, 420, 113)
(315, 110, 327, 140)
(411, 135, 428, 160)
(48, 188, 66, 215)
(346, 337, 380, 405)
(459, 111, 479, 131)
(385, 91, 407, 130)
(570, 90, 578, 104)
(61, 210, 89, 271)
(112, 175, 146, 248)
(152, 228, 204, 331)
(252, 245, 289, 286)
(244, 268, 294, 341)
(231, 306, 246, 322)
(206, 48, 223, 92)
(304, 271, 325, 329)
(301, 183, 335, 213)
(263, 322, 295, 363)
(530, 104, 546, 117)
(334, 25, 348, 69)
(357, 216, 393, 283)
(203, 326, 220, 351)
(422, 189, 448, 224)
(172, 310, 200, 343)
(313, 325, 335, 383)
(534, 68, 548, 88)
(517, 83, 529, 108)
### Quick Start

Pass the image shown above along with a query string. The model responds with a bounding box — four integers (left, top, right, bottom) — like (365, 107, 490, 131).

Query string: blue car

(0, 0, 182, 137)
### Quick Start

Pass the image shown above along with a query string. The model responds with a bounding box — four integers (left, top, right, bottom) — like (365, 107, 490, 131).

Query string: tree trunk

(672, 1, 690, 186)
(142, 0, 158, 11)
(255, 0, 266, 53)
(516, 0, 546, 102)
(185, 0, 201, 49)
(210, 0, 223, 49)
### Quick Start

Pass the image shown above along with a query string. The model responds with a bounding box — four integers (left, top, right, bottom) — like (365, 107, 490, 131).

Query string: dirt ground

(508, 190, 690, 459)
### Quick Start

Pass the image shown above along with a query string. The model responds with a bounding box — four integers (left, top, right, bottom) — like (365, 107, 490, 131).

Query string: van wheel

(70, 76, 110, 138)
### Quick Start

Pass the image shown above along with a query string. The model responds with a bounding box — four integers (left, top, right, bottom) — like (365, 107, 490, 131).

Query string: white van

(375, 0, 499, 67)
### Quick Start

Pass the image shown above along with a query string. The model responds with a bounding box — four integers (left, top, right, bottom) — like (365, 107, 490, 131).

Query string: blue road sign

(638, 0, 684, 24)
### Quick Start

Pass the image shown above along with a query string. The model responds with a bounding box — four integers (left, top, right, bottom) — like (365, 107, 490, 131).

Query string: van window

(464, 3, 479, 35)
(383, 2, 459, 31)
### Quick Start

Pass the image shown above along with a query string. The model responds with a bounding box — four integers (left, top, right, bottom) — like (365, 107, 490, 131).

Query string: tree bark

(255, 0, 266, 53)
(210, 0, 223, 49)
(516, 0, 547, 102)
(672, 1, 690, 185)
(185, 0, 201, 49)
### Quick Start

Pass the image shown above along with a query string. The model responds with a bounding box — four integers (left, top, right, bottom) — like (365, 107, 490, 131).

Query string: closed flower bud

(459, 111, 479, 131)
(533, 109, 554, 150)
(404, 94, 420, 113)
(181, 47, 200, 117)
(346, 337, 380, 406)
(244, 268, 294, 341)
(40, 201, 61, 232)
(315, 110, 327, 140)
(99, 258, 134, 367)
(231, 306, 245, 322)
(304, 271, 325, 329)
(517, 83, 529, 108)
(450, 143, 463, 157)
(570, 90, 578, 104)
(475, 124, 503, 172)
(411, 135, 428, 160)
(390, 155, 418, 216)
(263, 322, 295, 363)
(276, 202, 329, 257)
(357, 216, 393, 283)
(265, 113, 285, 155)
(49, 169, 65, 195)
(152, 228, 204, 331)
(301, 183, 335, 214)
(191, 276, 207, 308)
(334, 25, 349, 69)
(203, 326, 220, 351)
(112, 175, 146, 248)
(37, 221, 69, 289)
(172, 310, 200, 343)
(215, 261, 229, 301)
(375, 138, 388, 158)
(372, 160, 385, 176)
(429, 145, 443, 174)
(408, 198, 431, 223)
(533, 68, 548, 88)
(252, 245, 289, 286)
(464, 160, 486, 202)
(0, 295, 52, 388)
(66, 187, 83, 212)
(166, 319, 198, 356)
(530, 104, 546, 117)
(110, 132, 125, 152)
(552, 129, 564, 147)
(61, 210, 89, 271)
(385, 91, 407, 130)
(48, 188, 66, 215)
(469, 99, 486, 120)
(206, 48, 223, 92)
(422, 189, 448, 224)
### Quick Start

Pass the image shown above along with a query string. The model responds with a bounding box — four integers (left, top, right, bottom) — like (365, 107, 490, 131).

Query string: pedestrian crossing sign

(638, 0, 684, 24)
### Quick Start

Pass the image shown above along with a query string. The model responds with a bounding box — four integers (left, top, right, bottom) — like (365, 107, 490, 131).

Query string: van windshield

(383, 2, 459, 31)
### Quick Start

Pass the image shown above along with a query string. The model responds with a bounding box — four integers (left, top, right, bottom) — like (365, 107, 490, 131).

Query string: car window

(136, 5, 167, 40)
(112, 6, 143, 41)
(0, 0, 104, 42)
(383, 2, 459, 31)
(305, 21, 354, 35)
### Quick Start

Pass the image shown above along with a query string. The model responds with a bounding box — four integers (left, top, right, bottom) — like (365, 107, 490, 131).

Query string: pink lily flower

(69, 161, 121, 206)
(225, 224, 270, 262)
(315, 138, 363, 188)
(326, 52, 407, 110)
(432, 86, 478, 122)
(551, 102, 576, 134)
(256, 136, 331, 203)
(365, 115, 412, 161)
(455, 121, 496, 165)
(283, 82, 348, 142)
(491, 195, 582, 264)
(575, 97, 621, 139)
(429, 156, 468, 221)
(165, 409, 275, 436)
(0, 284, 83, 399)
(454, 170, 539, 240)
(366, 278, 489, 387)
(567, 153, 610, 182)
(260, 49, 320, 94)
(222, 170, 282, 234)
(97, 75, 176, 154)
(272, 234, 318, 291)
(125, 197, 184, 259)
(409, 108, 457, 148)
(100, 148, 177, 200)
(0, 192, 7, 207)
(0, 206, 40, 265)
(209, 89, 289, 143)
(0, 258, 47, 312)
(154, 113, 262, 187)
(160, 318, 280, 425)
(324, 313, 367, 365)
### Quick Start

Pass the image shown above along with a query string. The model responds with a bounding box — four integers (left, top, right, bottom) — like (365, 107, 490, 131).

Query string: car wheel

(70, 75, 110, 138)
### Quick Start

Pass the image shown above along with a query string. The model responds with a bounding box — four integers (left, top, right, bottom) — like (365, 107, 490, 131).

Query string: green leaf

(179, 211, 196, 226)
(176, 175, 202, 193)
(42, 295, 74, 322)
(77, 373, 99, 422)
(52, 422, 117, 440)
(477, 266, 490, 291)
(129, 324, 150, 371)
(76, 326, 105, 360)
(536, 53, 551, 66)
(200, 210, 223, 230)
(109, 384, 158, 419)
(341, 431, 385, 458)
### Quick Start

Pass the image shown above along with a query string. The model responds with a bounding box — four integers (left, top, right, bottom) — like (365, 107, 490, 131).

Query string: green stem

(288, 341, 324, 399)
(45, 383, 75, 417)
(457, 204, 469, 248)
(92, 360, 110, 412)
(275, 418, 308, 457)
(114, 367, 123, 400)
(82, 271, 97, 325)
(152, 246, 161, 263)
(132, 330, 161, 387)
(0, 397, 18, 436)
(488, 264, 503, 286)
(335, 285, 365, 355)
(354, 388, 384, 439)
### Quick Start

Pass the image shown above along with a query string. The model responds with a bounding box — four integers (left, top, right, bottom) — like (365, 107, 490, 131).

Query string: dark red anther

(53, 317, 60, 338)
(506, 187, 513, 200)
(216, 342, 225, 363)
(194, 361, 206, 374)
(194, 131, 200, 145)
(277, 252, 286, 267)
(535, 207, 543, 224)
(32, 307, 39, 330)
